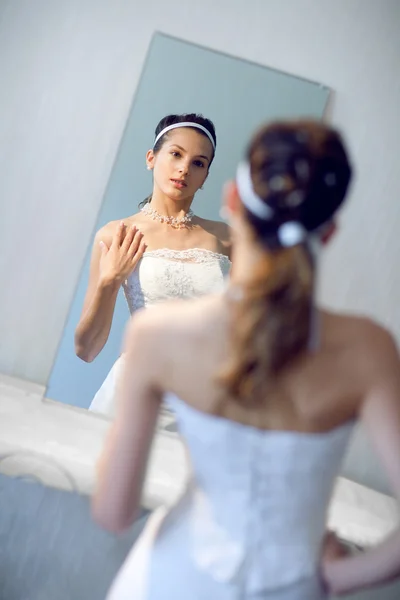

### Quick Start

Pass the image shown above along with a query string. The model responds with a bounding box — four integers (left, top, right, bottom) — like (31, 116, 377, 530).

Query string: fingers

(137, 237, 147, 257)
(111, 221, 126, 248)
(130, 237, 147, 266)
(322, 534, 350, 560)
(127, 227, 145, 257)
(121, 223, 137, 252)
(99, 240, 109, 255)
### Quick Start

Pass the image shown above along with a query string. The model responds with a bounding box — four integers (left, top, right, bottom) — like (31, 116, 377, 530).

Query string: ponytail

(217, 120, 351, 406)
(218, 243, 313, 405)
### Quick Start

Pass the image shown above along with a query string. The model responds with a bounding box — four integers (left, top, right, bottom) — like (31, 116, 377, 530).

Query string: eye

(171, 151, 181, 158)
(194, 160, 205, 168)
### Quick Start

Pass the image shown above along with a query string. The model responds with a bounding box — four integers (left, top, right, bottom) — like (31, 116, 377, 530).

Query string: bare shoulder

(215, 221, 231, 252)
(196, 217, 231, 255)
(94, 213, 144, 245)
(349, 314, 394, 350)
(211, 219, 230, 242)
(198, 218, 230, 243)
(94, 221, 116, 245)
(360, 318, 400, 371)
(325, 309, 399, 372)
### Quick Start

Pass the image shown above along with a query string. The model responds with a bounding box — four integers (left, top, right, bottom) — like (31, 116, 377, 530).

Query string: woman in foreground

(93, 120, 400, 598)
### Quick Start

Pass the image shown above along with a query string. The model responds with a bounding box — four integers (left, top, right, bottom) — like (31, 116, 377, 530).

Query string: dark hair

(219, 120, 352, 405)
(139, 113, 216, 208)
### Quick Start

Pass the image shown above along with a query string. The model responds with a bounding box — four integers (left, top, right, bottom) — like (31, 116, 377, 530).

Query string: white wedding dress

(93, 247, 354, 599)
(89, 248, 231, 417)
(107, 393, 354, 599)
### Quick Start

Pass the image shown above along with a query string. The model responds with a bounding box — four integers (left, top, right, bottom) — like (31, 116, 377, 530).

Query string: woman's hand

(320, 530, 351, 596)
(99, 221, 146, 285)
(322, 530, 350, 561)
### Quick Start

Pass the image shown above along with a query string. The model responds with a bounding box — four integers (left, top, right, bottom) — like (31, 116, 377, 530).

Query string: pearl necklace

(141, 203, 194, 229)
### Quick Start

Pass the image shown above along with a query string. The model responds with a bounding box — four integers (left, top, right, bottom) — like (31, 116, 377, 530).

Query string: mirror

(45, 32, 330, 410)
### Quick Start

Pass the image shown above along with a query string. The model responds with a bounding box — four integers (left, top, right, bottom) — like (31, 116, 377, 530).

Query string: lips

(171, 179, 187, 188)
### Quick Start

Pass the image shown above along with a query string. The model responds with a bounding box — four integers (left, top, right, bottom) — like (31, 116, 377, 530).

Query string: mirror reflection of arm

(74, 222, 145, 362)
(74, 227, 118, 362)
(323, 329, 400, 595)
(92, 312, 161, 533)
(226, 225, 233, 265)
(217, 220, 232, 265)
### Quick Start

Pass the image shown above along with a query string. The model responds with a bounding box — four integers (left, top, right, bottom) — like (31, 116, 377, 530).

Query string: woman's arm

(92, 312, 161, 533)
(322, 330, 400, 595)
(216, 221, 232, 261)
(75, 222, 145, 362)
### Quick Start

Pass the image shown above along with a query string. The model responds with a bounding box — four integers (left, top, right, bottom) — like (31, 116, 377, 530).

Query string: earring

(146, 165, 151, 171)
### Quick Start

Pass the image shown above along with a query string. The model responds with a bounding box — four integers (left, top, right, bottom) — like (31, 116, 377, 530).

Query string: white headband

(236, 161, 273, 219)
(236, 161, 306, 247)
(153, 122, 216, 150)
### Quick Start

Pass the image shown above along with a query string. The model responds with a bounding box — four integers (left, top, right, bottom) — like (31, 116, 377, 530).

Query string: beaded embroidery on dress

(89, 249, 231, 416)
(123, 248, 231, 312)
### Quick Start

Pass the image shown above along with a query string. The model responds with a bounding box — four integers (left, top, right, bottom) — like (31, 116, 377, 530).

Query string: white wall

(0, 0, 399, 492)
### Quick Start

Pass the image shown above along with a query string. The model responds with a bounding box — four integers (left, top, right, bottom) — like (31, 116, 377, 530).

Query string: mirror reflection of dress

(89, 248, 231, 417)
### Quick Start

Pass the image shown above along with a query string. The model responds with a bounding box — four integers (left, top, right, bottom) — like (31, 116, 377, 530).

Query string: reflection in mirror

(46, 32, 329, 411)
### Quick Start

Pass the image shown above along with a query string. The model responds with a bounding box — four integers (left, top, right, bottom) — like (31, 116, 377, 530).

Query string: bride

(74, 113, 231, 416)
(94, 119, 400, 599)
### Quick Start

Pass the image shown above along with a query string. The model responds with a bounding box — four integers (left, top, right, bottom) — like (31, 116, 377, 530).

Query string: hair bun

(246, 121, 352, 236)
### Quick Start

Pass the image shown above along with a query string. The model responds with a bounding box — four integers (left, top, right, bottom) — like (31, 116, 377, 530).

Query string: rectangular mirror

(45, 32, 330, 409)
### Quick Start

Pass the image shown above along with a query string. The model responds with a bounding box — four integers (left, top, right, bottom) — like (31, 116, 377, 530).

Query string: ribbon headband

(236, 161, 306, 248)
(153, 122, 216, 150)
(236, 162, 273, 220)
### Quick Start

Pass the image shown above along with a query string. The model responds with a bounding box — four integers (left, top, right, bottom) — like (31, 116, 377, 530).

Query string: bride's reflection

(74, 113, 231, 417)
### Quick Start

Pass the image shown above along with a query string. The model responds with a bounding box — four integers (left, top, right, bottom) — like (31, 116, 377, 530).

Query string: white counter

(1, 373, 399, 550)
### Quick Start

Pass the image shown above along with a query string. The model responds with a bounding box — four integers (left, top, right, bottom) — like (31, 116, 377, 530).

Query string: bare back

(96, 289, 400, 597)
(139, 294, 399, 434)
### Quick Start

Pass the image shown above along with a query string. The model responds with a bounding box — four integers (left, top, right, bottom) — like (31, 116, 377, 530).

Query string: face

(146, 128, 213, 201)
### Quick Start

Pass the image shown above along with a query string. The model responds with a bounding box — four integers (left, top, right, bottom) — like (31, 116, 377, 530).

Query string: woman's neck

(149, 186, 195, 219)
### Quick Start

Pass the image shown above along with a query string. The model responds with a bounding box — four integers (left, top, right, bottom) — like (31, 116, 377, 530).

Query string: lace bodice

(163, 393, 354, 594)
(122, 248, 231, 313)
